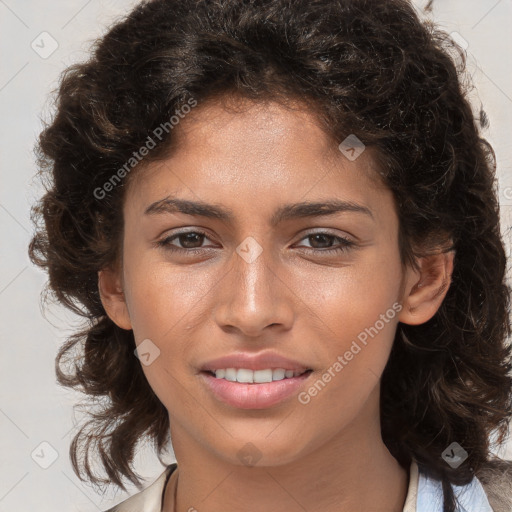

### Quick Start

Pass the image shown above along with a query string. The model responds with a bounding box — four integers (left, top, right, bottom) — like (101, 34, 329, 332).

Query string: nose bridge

(213, 235, 293, 334)
(232, 236, 274, 313)
(235, 236, 268, 297)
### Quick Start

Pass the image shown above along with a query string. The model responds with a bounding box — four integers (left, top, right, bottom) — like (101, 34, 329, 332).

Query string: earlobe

(399, 250, 455, 326)
(98, 267, 133, 330)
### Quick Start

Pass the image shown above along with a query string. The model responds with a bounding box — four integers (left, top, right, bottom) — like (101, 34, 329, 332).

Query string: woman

(28, 0, 512, 510)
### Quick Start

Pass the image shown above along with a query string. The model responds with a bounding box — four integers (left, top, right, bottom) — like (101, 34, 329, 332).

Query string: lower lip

(200, 371, 313, 409)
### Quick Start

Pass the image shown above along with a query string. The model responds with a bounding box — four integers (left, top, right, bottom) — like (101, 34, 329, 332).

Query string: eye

(155, 230, 355, 256)
(295, 232, 355, 254)
(155, 230, 214, 251)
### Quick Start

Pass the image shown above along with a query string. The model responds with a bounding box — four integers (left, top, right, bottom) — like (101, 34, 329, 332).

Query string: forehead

(124, 97, 388, 214)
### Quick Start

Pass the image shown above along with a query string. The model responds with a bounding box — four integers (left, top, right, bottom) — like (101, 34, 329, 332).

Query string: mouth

(199, 368, 314, 409)
(201, 368, 313, 384)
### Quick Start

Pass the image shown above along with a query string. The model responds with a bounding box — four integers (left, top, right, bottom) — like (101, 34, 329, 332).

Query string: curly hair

(28, 0, 512, 509)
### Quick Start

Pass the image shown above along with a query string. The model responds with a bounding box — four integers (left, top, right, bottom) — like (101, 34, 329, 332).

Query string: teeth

(225, 368, 237, 381)
(212, 368, 307, 383)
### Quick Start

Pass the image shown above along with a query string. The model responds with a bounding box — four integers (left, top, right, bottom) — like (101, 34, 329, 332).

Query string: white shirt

(105, 460, 494, 512)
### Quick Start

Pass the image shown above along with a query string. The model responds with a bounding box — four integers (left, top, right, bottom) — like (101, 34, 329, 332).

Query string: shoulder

(475, 458, 512, 512)
(103, 463, 177, 512)
(415, 458, 511, 512)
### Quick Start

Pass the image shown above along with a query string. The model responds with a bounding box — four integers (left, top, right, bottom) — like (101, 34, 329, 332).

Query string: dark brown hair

(28, 0, 512, 510)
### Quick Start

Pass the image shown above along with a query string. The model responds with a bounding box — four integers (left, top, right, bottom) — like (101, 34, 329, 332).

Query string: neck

(163, 388, 409, 512)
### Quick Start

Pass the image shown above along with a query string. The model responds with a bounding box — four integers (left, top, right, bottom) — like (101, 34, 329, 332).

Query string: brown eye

(295, 232, 355, 254)
(156, 230, 212, 251)
(174, 232, 205, 249)
(307, 233, 336, 249)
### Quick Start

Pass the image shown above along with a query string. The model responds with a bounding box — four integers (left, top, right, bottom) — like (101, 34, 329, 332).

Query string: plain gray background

(1, 1, 511, 511)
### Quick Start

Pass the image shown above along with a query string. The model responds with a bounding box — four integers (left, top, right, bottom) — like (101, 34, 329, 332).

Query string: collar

(104, 463, 176, 512)
(414, 462, 494, 512)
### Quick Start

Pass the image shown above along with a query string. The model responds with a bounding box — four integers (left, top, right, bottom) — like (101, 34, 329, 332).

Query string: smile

(200, 369, 313, 409)
(208, 368, 310, 383)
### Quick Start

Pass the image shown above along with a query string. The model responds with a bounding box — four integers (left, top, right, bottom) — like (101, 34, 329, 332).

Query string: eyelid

(155, 228, 215, 248)
(295, 229, 355, 243)
(155, 228, 356, 256)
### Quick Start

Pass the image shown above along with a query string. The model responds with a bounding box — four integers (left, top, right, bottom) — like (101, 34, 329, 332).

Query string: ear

(98, 267, 133, 330)
(399, 250, 455, 325)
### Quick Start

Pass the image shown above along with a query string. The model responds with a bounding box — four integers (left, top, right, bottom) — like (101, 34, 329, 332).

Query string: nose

(212, 241, 295, 338)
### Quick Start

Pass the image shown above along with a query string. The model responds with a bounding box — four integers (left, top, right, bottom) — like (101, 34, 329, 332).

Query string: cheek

(304, 247, 403, 387)
(307, 250, 403, 337)
(122, 258, 212, 405)
(124, 253, 218, 338)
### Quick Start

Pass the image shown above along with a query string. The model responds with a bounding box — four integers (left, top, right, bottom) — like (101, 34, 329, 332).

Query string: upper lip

(199, 350, 312, 372)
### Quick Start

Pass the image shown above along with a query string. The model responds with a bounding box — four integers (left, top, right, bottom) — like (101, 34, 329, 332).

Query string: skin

(99, 96, 454, 512)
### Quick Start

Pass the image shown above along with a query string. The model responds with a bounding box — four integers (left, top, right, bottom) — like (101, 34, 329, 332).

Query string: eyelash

(155, 230, 355, 255)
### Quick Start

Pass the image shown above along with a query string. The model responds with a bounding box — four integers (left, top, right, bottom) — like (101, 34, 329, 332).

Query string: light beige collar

(403, 460, 419, 512)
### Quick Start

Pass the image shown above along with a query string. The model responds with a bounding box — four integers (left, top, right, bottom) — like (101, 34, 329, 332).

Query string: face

(100, 97, 441, 468)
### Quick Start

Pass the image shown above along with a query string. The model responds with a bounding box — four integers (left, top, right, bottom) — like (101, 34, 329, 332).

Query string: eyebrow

(144, 196, 374, 225)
